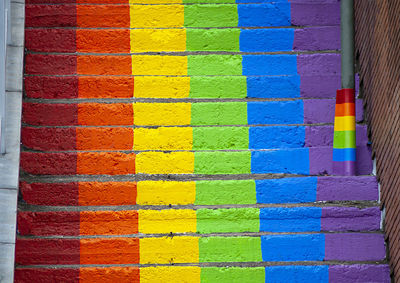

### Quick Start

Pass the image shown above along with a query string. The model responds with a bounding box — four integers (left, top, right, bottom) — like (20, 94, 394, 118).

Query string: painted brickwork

(354, 0, 400, 280)
(16, 0, 390, 282)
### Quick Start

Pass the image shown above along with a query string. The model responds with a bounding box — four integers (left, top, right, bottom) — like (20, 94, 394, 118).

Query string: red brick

(22, 103, 78, 126)
(21, 127, 76, 151)
(17, 211, 80, 236)
(25, 4, 77, 27)
(24, 76, 78, 99)
(25, 54, 77, 75)
(15, 238, 80, 265)
(25, 29, 76, 53)
(20, 152, 77, 175)
(19, 182, 79, 206)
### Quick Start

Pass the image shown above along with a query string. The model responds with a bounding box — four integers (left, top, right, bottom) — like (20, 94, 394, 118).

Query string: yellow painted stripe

(130, 5, 184, 28)
(132, 55, 188, 75)
(134, 103, 191, 126)
(131, 29, 186, 52)
(135, 152, 195, 174)
(140, 267, 201, 283)
(139, 236, 199, 264)
(130, 0, 182, 3)
(134, 127, 193, 150)
(334, 116, 356, 131)
(137, 181, 196, 205)
(139, 209, 196, 234)
(134, 76, 190, 98)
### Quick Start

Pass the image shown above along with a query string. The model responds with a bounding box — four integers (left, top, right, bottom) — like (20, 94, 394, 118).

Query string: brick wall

(15, 0, 391, 282)
(354, 0, 400, 280)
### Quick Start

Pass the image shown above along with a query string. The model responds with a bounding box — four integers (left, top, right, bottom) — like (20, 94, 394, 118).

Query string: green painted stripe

(189, 76, 247, 99)
(333, 130, 356, 148)
(184, 0, 235, 3)
(197, 208, 259, 233)
(199, 237, 263, 262)
(188, 55, 243, 75)
(201, 267, 265, 283)
(191, 102, 247, 125)
(193, 127, 249, 150)
(194, 151, 251, 174)
(195, 180, 256, 205)
(186, 29, 240, 51)
(184, 5, 238, 27)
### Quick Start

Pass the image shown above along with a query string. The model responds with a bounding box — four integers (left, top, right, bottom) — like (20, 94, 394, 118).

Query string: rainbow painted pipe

(333, 88, 356, 175)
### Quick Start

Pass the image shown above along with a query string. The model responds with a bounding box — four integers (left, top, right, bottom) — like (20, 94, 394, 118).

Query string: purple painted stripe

(305, 125, 368, 147)
(333, 160, 356, 176)
(297, 54, 340, 75)
(300, 75, 340, 98)
(303, 99, 364, 124)
(309, 146, 372, 175)
(290, 3, 340, 26)
(325, 233, 386, 261)
(321, 207, 381, 232)
(294, 27, 340, 51)
(317, 176, 379, 201)
(329, 265, 390, 283)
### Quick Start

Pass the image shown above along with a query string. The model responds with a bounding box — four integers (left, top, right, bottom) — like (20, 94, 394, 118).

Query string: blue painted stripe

(237, 0, 289, 3)
(332, 148, 356, 162)
(246, 75, 300, 98)
(240, 29, 294, 52)
(249, 126, 305, 149)
(261, 234, 325, 261)
(260, 207, 322, 232)
(242, 55, 298, 75)
(265, 266, 329, 283)
(247, 101, 304, 125)
(256, 177, 318, 204)
(238, 3, 291, 27)
(251, 148, 310, 175)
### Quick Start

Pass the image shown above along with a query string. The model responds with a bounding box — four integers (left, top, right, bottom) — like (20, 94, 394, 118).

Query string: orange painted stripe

(79, 267, 139, 283)
(78, 76, 134, 98)
(77, 103, 133, 126)
(80, 211, 138, 235)
(80, 238, 140, 264)
(77, 152, 135, 175)
(77, 5, 130, 28)
(77, 55, 131, 75)
(76, 127, 133, 150)
(76, 30, 130, 53)
(78, 182, 137, 206)
(335, 102, 355, 117)
(77, 0, 129, 3)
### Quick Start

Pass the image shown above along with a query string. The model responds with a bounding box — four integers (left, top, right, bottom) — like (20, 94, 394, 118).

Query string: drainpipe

(333, 0, 356, 176)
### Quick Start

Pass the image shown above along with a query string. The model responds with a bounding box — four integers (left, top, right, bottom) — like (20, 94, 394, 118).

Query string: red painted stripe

(24, 76, 79, 99)
(21, 127, 77, 151)
(25, 4, 77, 27)
(14, 268, 79, 283)
(25, 54, 77, 75)
(336, 88, 355, 104)
(15, 238, 80, 265)
(19, 182, 79, 206)
(22, 103, 78, 126)
(20, 152, 77, 175)
(25, 29, 77, 53)
(18, 211, 80, 236)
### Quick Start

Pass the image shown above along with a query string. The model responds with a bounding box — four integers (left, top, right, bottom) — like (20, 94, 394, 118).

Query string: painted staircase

(15, 0, 390, 282)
